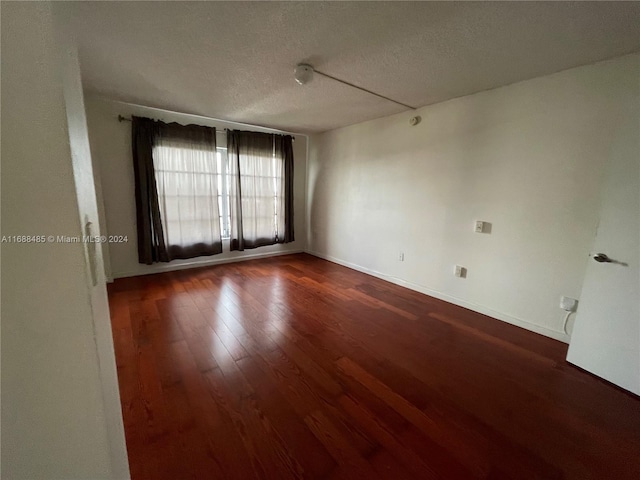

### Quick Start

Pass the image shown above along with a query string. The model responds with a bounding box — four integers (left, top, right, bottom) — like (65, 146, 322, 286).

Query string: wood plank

(304, 410, 380, 480)
(108, 253, 640, 480)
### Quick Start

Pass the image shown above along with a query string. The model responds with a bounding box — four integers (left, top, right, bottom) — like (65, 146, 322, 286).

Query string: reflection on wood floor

(108, 253, 640, 480)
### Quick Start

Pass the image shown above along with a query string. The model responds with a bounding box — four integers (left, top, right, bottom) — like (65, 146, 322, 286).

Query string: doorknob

(593, 253, 612, 263)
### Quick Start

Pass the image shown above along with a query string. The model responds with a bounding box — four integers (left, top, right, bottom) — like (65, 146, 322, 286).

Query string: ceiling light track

(295, 63, 417, 110)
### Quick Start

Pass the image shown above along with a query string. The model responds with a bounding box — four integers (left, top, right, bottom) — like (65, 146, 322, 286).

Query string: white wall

(85, 97, 308, 279)
(1, 2, 126, 478)
(307, 54, 640, 342)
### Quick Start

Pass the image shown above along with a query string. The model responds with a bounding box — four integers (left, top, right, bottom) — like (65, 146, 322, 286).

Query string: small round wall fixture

(409, 115, 422, 126)
(294, 64, 314, 85)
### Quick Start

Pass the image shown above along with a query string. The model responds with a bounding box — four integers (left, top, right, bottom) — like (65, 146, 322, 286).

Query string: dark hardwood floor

(108, 253, 640, 480)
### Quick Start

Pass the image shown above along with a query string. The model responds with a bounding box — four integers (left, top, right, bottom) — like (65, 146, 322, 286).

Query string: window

(234, 149, 283, 242)
(152, 145, 269, 243)
(131, 115, 293, 264)
(152, 129, 224, 258)
(227, 130, 294, 251)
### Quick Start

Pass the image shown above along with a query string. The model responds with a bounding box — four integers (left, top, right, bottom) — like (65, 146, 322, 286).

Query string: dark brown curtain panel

(276, 134, 295, 243)
(131, 116, 223, 264)
(131, 116, 168, 264)
(228, 130, 295, 251)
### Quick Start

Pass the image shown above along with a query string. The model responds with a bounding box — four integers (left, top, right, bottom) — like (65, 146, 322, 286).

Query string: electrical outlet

(560, 296, 578, 312)
(454, 265, 466, 278)
(398, 252, 405, 262)
(475, 221, 484, 233)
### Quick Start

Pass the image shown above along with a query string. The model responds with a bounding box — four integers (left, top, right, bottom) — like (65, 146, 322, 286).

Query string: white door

(566, 97, 639, 395)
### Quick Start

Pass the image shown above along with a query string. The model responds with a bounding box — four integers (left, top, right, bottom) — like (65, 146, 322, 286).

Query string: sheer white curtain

(228, 131, 286, 250)
(152, 126, 223, 259)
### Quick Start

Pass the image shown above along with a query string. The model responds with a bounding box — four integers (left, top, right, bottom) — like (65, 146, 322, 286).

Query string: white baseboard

(112, 249, 304, 279)
(305, 250, 570, 344)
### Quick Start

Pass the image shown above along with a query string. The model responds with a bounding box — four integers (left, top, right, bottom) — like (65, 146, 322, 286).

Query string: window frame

(216, 147, 231, 240)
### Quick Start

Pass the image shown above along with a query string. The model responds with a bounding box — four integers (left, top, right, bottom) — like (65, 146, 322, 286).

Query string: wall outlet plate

(560, 296, 578, 312)
(475, 221, 484, 233)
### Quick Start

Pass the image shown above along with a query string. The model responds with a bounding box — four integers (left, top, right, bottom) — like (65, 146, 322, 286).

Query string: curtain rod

(117, 115, 294, 140)
(118, 115, 231, 130)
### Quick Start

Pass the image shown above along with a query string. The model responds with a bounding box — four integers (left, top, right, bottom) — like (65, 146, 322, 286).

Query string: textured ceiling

(59, 1, 640, 133)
